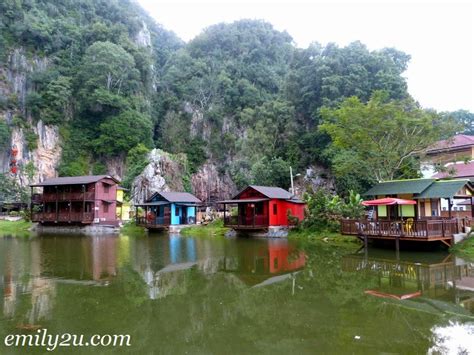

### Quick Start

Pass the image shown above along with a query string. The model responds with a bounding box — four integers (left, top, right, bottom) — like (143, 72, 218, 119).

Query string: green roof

(364, 179, 435, 196)
(414, 180, 472, 199)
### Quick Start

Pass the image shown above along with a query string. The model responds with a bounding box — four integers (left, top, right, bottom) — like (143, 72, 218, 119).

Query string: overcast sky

(138, 0, 474, 112)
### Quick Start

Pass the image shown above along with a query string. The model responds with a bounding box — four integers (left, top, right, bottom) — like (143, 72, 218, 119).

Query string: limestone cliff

(191, 163, 236, 203)
(131, 149, 187, 204)
(0, 48, 61, 186)
(131, 149, 238, 204)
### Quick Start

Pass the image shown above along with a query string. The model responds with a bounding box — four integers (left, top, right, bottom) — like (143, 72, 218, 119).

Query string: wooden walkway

(340, 219, 457, 247)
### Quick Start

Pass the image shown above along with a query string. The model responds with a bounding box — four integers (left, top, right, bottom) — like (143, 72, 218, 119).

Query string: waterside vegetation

(0, 219, 32, 236)
(450, 235, 474, 258)
(180, 219, 228, 237)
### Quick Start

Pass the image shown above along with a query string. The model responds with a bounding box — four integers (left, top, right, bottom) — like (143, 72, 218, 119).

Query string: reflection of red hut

(235, 239, 306, 286)
(268, 240, 306, 273)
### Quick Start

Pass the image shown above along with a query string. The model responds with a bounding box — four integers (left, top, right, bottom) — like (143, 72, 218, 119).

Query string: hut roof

(414, 180, 472, 199)
(427, 134, 474, 154)
(234, 185, 293, 199)
(432, 161, 474, 179)
(148, 191, 201, 203)
(31, 175, 119, 187)
(364, 179, 435, 196)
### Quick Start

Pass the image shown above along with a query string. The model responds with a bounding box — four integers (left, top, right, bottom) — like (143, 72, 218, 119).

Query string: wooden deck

(136, 216, 170, 229)
(340, 219, 457, 246)
(224, 215, 269, 230)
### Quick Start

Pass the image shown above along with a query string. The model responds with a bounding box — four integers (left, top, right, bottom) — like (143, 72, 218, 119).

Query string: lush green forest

(0, 0, 470, 199)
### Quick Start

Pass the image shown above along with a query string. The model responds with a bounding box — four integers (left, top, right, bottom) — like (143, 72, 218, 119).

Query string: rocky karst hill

(0, 0, 416, 202)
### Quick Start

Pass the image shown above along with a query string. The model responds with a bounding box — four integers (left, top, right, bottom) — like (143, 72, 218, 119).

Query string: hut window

(104, 203, 109, 213)
(255, 202, 263, 215)
(175, 207, 179, 216)
(274, 258, 278, 269)
(104, 184, 110, 193)
(273, 204, 278, 215)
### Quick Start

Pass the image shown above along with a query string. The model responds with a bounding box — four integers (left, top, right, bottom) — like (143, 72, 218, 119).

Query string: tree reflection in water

(0, 234, 473, 353)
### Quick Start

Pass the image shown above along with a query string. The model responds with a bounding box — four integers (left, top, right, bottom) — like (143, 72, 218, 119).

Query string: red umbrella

(362, 197, 416, 206)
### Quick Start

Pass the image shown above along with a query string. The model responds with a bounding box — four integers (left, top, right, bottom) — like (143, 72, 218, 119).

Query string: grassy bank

(0, 220, 32, 236)
(288, 228, 361, 246)
(450, 235, 474, 259)
(180, 219, 229, 237)
(120, 222, 147, 237)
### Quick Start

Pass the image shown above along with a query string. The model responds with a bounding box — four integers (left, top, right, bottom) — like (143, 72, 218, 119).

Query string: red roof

(432, 161, 474, 179)
(427, 134, 474, 154)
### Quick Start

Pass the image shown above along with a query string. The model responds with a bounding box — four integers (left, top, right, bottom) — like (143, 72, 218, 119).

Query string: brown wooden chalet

(30, 175, 119, 226)
(340, 178, 474, 248)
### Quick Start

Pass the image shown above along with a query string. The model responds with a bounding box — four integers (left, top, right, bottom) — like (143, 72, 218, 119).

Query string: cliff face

(191, 163, 236, 203)
(131, 150, 238, 203)
(131, 149, 187, 204)
(0, 48, 61, 186)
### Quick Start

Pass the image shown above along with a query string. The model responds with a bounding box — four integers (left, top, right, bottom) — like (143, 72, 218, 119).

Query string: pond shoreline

(2, 219, 474, 257)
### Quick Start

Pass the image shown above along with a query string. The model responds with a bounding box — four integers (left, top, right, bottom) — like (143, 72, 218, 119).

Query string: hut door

(388, 205, 399, 220)
(420, 201, 426, 218)
(182, 207, 188, 224)
(164, 206, 171, 224)
(431, 200, 439, 216)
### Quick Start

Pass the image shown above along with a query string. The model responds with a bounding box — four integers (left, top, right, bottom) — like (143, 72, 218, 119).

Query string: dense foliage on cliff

(0, 0, 466, 195)
(0, 0, 181, 177)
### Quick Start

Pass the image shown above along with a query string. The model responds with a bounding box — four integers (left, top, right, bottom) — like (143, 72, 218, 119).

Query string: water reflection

(0, 234, 306, 320)
(2, 233, 474, 353)
(0, 236, 120, 327)
(129, 235, 306, 299)
(342, 249, 474, 316)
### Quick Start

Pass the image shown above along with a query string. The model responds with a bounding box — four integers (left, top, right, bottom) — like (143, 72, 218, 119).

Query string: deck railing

(32, 212, 94, 223)
(33, 191, 95, 203)
(340, 219, 458, 239)
(224, 215, 269, 228)
(136, 216, 171, 227)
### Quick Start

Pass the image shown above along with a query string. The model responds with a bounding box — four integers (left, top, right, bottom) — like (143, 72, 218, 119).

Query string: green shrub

(0, 121, 10, 149)
(302, 189, 365, 232)
(25, 129, 38, 151)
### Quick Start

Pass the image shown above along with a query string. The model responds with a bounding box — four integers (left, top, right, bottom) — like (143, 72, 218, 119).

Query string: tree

(442, 110, 474, 135)
(241, 100, 296, 163)
(0, 174, 29, 203)
(94, 110, 153, 156)
(77, 41, 140, 112)
(250, 157, 291, 189)
(320, 91, 459, 182)
(0, 121, 10, 150)
(122, 144, 150, 190)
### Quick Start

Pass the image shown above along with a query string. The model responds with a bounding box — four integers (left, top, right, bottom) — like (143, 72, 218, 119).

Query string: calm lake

(0, 232, 473, 354)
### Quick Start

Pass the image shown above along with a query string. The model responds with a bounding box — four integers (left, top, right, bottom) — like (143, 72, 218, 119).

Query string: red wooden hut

(219, 185, 306, 231)
(30, 175, 119, 226)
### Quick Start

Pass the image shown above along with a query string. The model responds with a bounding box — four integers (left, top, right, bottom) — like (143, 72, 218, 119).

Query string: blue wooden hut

(136, 191, 201, 229)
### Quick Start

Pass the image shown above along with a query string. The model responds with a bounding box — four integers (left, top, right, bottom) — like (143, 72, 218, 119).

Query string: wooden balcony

(224, 215, 269, 229)
(340, 219, 457, 245)
(32, 191, 95, 203)
(32, 212, 94, 223)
